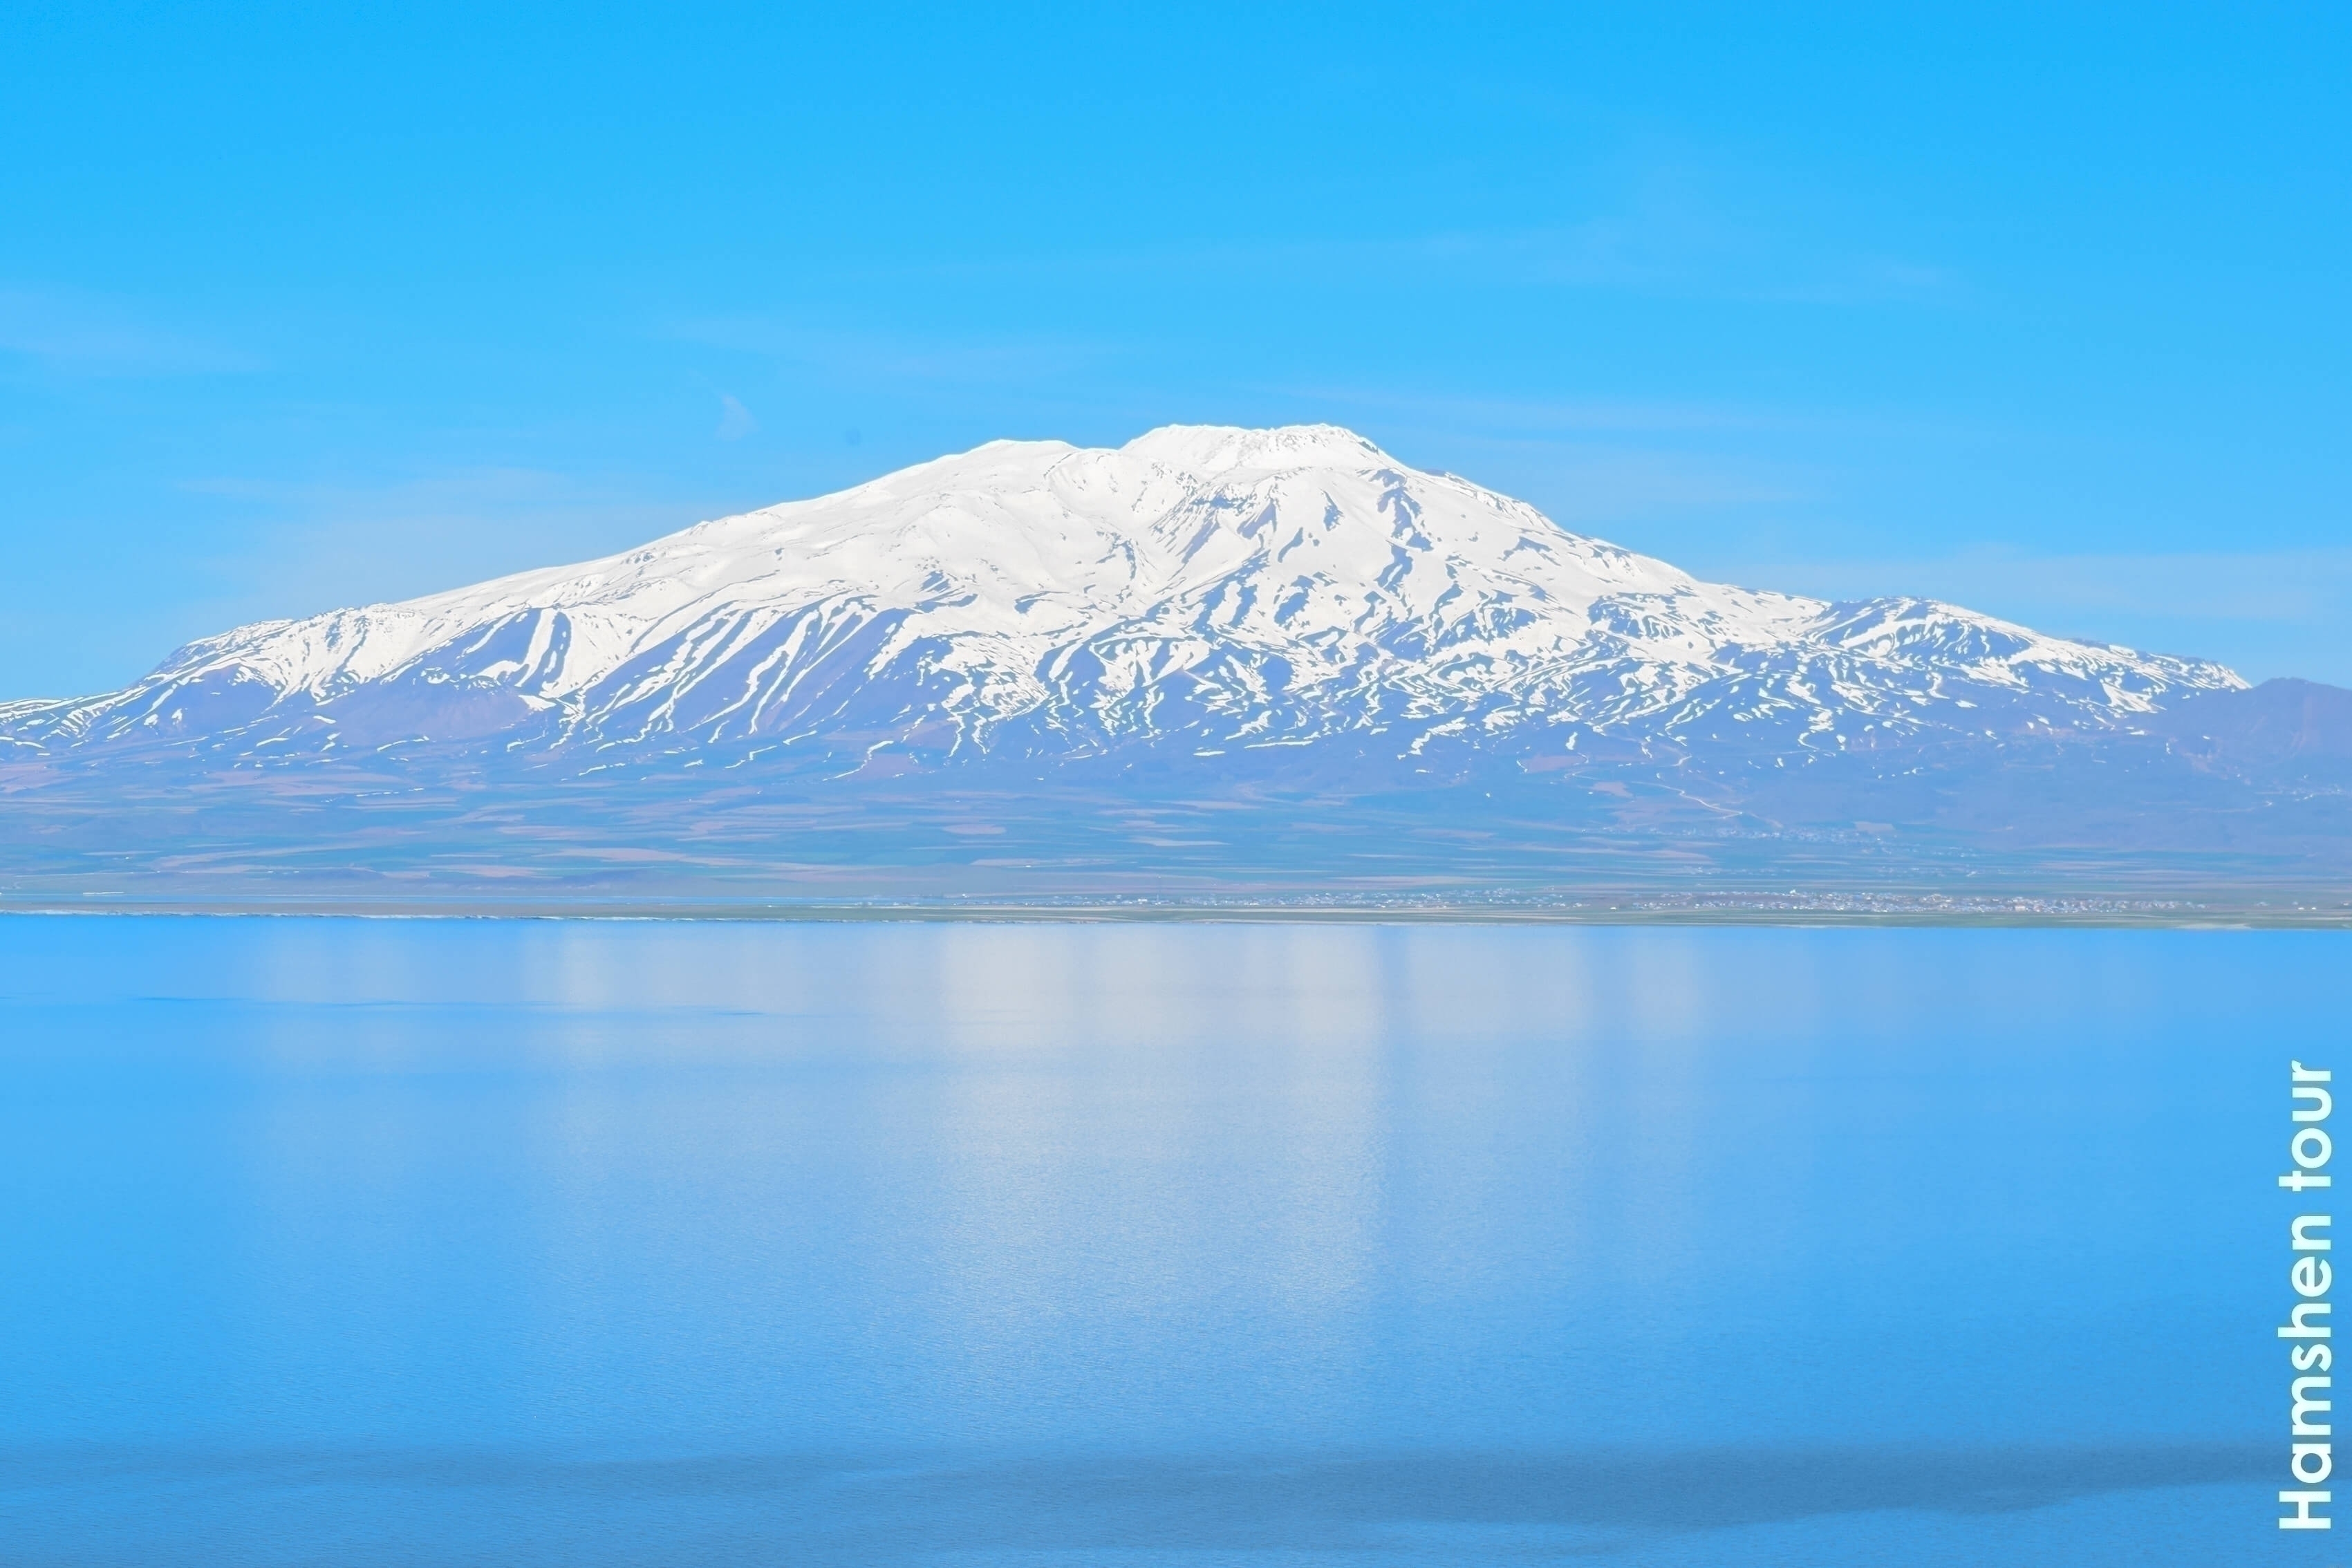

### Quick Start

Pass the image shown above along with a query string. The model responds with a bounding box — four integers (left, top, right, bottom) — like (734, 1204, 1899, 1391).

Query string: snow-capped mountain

(0, 424, 2243, 775)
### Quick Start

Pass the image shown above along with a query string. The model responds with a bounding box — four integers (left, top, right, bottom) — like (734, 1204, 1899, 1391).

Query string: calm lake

(0, 917, 2331, 1565)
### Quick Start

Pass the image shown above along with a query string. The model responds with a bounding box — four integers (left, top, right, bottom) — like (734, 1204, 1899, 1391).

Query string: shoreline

(4, 897, 2348, 928)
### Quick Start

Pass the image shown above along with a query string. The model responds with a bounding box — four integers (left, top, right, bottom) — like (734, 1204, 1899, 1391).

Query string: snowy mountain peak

(1, 424, 2243, 772)
(1119, 422, 1393, 475)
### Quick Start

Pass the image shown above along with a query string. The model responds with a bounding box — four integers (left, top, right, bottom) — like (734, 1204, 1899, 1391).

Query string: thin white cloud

(662, 315, 1114, 387)
(0, 286, 257, 376)
(1720, 545, 2352, 624)
(801, 222, 1961, 308)
(1284, 384, 1959, 440)
(172, 468, 708, 629)
(763, 156, 1967, 310)
(1693, 544, 2352, 683)
(715, 392, 758, 440)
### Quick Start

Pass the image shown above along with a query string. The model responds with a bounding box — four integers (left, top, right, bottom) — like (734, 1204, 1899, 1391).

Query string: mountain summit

(1, 425, 2343, 915)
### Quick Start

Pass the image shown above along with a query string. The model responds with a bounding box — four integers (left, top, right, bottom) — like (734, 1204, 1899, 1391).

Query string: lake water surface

(0, 917, 2331, 1565)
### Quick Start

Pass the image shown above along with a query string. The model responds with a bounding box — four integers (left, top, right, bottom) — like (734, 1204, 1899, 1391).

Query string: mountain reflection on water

(0, 918, 2320, 1565)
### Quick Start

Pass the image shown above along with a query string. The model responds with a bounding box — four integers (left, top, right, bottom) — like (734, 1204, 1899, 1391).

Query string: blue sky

(5, 1, 2349, 696)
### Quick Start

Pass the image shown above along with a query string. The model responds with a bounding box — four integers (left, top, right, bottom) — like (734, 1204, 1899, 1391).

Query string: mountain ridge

(0, 423, 2246, 771)
(2, 424, 2343, 917)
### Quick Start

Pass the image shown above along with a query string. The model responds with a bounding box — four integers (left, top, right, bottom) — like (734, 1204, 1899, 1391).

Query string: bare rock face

(2144, 678, 2352, 784)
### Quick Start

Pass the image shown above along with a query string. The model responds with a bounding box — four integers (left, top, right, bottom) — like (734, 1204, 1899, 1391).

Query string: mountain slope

(7, 424, 2344, 917)
(1, 424, 2240, 773)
